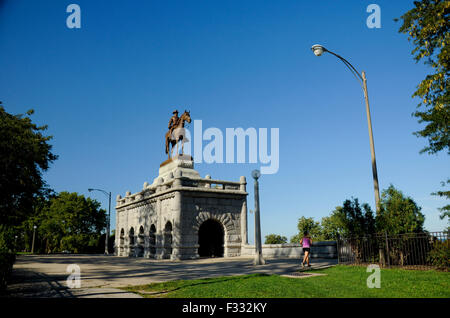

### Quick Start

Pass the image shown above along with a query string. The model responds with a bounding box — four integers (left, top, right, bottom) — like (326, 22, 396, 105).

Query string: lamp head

(88, 188, 93, 192)
(311, 44, 326, 57)
(251, 169, 261, 180)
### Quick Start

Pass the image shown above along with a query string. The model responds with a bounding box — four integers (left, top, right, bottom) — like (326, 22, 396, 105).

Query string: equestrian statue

(165, 109, 191, 159)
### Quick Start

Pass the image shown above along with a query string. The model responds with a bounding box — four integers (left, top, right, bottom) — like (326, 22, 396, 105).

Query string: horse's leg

(180, 134, 185, 155)
(166, 134, 171, 159)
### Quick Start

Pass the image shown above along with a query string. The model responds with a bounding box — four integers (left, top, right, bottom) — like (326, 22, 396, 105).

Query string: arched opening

(129, 227, 135, 245)
(163, 222, 173, 259)
(129, 227, 135, 256)
(149, 224, 156, 257)
(198, 219, 224, 258)
(137, 226, 145, 257)
(119, 229, 125, 255)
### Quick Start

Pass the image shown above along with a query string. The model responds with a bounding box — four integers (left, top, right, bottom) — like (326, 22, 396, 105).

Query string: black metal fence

(337, 231, 449, 270)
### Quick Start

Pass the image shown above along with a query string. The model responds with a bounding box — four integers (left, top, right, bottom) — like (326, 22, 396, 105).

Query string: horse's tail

(165, 132, 169, 154)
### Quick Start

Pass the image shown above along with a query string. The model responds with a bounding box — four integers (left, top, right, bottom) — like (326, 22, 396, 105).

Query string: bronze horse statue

(165, 110, 191, 159)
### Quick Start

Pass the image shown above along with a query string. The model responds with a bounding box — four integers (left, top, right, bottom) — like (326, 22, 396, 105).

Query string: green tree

(377, 185, 425, 234)
(338, 198, 376, 237)
(396, 0, 449, 155)
(37, 192, 106, 253)
(431, 179, 450, 222)
(264, 234, 287, 244)
(0, 103, 57, 228)
(397, 0, 450, 222)
(290, 216, 322, 243)
(321, 207, 347, 240)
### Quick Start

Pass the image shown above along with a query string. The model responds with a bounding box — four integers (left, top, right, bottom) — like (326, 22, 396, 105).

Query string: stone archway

(119, 228, 125, 256)
(163, 221, 173, 259)
(198, 219, 225, 258)
(137, 226, 145, 257)
(194, 211, 234, 258)
(129, 227, 135, 256)
(149, 224, 156, 258)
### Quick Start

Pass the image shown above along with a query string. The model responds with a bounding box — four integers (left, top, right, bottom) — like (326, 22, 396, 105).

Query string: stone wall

(240, 241, 337, 259)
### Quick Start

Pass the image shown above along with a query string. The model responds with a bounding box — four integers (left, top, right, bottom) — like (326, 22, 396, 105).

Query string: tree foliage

(431, 179, 450, 221)
(36, 192, 106, 253)
(340, 198, 376, 237)
(377, 185, 425, 234)
(264, 234, 287, 244)
(292, 186, 425, 241)
(290, 216, 323, 243)
(396, 0, 449, 155)
(0, 103, 57, 227)
(321, 207, 347, 240)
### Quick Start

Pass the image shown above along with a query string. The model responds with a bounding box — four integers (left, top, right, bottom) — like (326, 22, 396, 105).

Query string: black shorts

(303, 248, 310, 253)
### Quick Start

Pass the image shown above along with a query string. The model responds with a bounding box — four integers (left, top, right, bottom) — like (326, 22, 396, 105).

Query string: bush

(0, 250, 16, 291)
(0, 226, 17, 291)
(427, 240, 450, 270)
(0, 225, 15, 252)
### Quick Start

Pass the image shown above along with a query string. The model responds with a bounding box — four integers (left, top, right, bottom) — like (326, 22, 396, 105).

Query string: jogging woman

(300, 232, 312, 268)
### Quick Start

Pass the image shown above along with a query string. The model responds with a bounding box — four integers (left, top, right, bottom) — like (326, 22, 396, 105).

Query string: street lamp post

(252, 169, 265, 265)
(88, 188, 111, 255)
(31, 225, 37, 254)
(311, 44, 381, 213)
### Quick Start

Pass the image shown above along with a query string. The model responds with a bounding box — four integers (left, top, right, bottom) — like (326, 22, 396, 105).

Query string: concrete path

(6, 254, 337, 298)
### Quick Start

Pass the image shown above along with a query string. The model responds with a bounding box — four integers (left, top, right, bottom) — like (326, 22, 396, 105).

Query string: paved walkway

(6, 254, 337, 298)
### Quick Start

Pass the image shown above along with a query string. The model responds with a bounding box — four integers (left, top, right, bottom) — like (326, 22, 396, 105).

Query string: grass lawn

(123, 265, 450, 298)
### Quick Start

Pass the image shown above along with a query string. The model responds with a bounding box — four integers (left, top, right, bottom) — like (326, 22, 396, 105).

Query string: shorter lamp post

(31, 225, 37, 254)
(88, 188, 111, 255)
(252, 169, 265, 265)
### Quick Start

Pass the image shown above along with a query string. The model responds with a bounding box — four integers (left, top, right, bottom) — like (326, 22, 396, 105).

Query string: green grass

(123, 265, 450, 298)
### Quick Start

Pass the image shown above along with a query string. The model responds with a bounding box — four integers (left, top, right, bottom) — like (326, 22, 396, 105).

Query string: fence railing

(337, 231, 449, 270)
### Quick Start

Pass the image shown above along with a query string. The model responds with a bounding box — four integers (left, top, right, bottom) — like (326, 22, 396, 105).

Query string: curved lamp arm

(311, 45, 364, 87)
(88, 188, 110, 197)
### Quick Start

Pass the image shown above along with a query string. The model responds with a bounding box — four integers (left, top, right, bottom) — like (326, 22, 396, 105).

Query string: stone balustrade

(116, 175, 246, 209)
(240, 241, 337, 259)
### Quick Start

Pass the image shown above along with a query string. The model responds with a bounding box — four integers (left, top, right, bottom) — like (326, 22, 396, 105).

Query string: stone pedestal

(115, 156, 248, 260)
(152, 155, 200, 185)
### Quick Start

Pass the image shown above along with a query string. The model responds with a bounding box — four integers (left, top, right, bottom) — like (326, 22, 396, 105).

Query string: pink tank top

(302, 237, 311, 248)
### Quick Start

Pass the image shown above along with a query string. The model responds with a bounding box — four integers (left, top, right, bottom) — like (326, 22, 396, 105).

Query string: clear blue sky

(1, 0, 448, 243)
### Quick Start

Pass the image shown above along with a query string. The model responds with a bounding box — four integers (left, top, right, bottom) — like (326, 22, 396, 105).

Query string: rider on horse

(168, 110, 180, 138)
(165, 109, 191, 158)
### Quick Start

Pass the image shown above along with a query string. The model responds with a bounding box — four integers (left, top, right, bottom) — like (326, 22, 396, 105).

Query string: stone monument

(115, 111, 248, 260)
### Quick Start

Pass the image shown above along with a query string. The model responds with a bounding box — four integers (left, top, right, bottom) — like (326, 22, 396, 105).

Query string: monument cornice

(116, 184, 247, 210)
